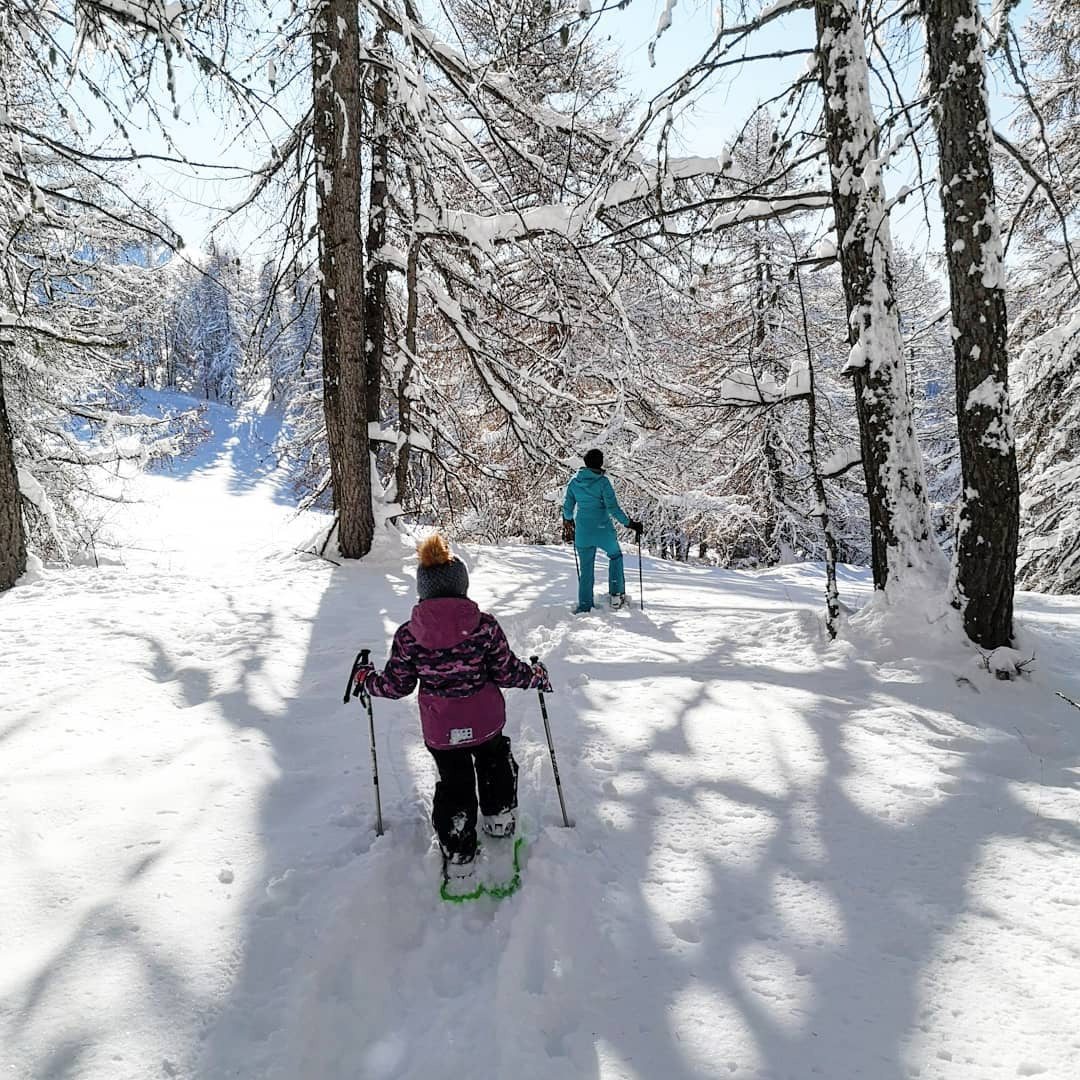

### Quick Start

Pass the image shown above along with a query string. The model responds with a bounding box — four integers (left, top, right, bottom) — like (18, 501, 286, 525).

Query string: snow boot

(443, 850, 476, 877)
(440, 848, 480, 900)
(481, 810, 516, 839)
(609, 592, 628, 610)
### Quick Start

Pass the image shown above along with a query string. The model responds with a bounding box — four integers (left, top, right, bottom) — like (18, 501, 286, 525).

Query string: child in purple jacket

(353, 534, 551, 878)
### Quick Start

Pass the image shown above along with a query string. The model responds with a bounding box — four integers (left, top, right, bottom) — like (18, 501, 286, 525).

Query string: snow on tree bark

(312, 0, 374, 559)
(814, 0, 941, 591)
(364, 26, 389, 428)
(0, 356, 27, 590)
(395, 235, 420, 506)
(922, 0, 1020, 647)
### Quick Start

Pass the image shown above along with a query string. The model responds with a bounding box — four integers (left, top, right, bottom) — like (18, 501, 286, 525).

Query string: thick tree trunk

(364, 27, 389, 427)
(0, 356, 27, 590)
(814, 0, 940, 591)
(313, 0, 374, 558)
(923, 0, 1020, 648)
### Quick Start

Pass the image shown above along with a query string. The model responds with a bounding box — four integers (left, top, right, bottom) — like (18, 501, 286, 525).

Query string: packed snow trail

(3, 397, 1080, 1080)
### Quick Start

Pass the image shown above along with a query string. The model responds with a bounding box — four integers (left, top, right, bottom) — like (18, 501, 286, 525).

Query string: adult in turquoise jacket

(562, 449, 642, 613)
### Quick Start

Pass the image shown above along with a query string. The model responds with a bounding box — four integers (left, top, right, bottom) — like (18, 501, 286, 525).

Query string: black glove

(628, 519, 644, 537)
(562, 518, 575, 544)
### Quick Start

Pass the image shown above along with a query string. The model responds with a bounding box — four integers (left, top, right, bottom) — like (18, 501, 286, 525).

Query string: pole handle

(355, 648, 372, 705)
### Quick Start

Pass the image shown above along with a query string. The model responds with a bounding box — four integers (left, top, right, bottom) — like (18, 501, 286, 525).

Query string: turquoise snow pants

(576, 536, 625, 611)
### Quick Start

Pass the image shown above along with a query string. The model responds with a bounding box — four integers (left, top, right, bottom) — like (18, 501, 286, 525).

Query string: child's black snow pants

(427, 733, 518, 860)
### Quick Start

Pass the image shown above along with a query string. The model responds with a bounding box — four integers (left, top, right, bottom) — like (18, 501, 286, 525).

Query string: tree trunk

(791, 257, 842, 638)
(395, 237, 420, 505)
(762, 416, 784, 563)
(313, 0, 374, 558)
(814, 0, 940, 591)
(923, 0, 1020, 648)
(0, 355, 27, 590)
(753, 231, 784, 565)
(364, 27, 389, 427)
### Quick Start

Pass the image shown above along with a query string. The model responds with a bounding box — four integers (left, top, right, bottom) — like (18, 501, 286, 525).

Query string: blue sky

(126, 0, 1033, 263)
(141, 0, 815, 256)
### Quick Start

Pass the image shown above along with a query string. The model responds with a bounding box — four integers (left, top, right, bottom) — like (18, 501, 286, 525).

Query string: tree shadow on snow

(189, 542, 602, 1080)
(16, 532, 1077, 1080)
(552, 617, 1080, 1080)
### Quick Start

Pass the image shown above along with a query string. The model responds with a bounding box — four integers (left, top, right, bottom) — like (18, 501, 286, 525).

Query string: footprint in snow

(669, 919, 701, 944)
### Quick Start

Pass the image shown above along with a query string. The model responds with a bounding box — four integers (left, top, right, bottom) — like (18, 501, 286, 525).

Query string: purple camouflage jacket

(365, 597, 536, 750)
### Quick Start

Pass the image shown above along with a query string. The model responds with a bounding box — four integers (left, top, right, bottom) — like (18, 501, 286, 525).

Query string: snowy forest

(5, 0, 1080, 643)
(4, 0, 1080, 1077)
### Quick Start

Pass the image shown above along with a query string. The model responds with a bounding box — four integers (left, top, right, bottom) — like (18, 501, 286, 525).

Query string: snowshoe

(609, 592, 628, 610)
(440, 836, 525, 903)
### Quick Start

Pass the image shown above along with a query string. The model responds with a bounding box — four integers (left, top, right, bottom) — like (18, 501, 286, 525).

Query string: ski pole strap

(344, 648, 372, 705)
(343, 650, 364, 704)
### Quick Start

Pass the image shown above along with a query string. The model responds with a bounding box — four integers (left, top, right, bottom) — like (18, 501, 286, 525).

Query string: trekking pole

(530, 655, 571, 828)
(573, 544, 580, 582)
(344, 649, 384, 836)
(637, 532, 645, 612)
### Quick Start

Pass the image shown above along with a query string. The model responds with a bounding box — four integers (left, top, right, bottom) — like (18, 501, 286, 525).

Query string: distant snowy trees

(0, 4, 196, 586)
(1013, 318, 1080, 593)
(1005, 0, 1080, 597)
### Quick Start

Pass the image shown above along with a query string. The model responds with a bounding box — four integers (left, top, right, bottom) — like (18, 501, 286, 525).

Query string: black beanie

(584, 448, 604, 469)
(416, 534, 470, 600)
(417, 558, 469, 600)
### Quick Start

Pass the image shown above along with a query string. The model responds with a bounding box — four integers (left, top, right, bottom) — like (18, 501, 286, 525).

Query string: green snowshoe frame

(440, 836, 525, 903)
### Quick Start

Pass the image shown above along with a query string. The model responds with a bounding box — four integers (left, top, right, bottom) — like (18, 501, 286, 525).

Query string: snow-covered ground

(3, 398, 1080, 1080)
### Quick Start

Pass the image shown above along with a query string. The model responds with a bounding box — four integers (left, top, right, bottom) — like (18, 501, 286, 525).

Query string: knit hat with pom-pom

(416, 533, 470, 600)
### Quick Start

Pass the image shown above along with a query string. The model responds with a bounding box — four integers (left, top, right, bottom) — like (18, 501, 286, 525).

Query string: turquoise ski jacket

(562, 467, 630, 548)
